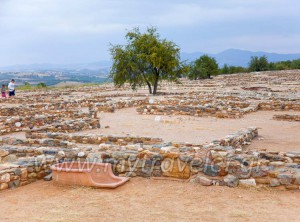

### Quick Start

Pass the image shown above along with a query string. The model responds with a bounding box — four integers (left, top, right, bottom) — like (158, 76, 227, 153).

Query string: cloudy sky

(0, 0, 299, 66)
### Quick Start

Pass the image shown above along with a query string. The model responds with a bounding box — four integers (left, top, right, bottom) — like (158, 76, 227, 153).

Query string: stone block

(224, 175, 239, 187)
(161, 158, 190, 179)
(277, 173, 293, 185)
(239, 178, 256, 186)
(0, 183, 8, 190)
(0, 173, 10, 183)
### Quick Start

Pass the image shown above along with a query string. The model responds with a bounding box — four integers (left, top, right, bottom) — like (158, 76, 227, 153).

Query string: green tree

(220, 64, 229, 74)
(269, 62, 276, 70)
(37, 82, 47, 88)
(291, 59, 300, 69)
(248, 55, 269, 72)
(275, 62, 289, 70)
(109, 27, 188, 95)
(188, 55, 219, 79)
(219, 64, 248, 74)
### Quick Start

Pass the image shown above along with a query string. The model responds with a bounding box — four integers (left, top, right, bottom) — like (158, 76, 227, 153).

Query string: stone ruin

(0, 70, 300, 191)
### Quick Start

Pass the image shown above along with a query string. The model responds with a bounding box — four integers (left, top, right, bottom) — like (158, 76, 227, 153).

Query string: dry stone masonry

(273, 114, 300, 122)
(1, 70, 300, 191)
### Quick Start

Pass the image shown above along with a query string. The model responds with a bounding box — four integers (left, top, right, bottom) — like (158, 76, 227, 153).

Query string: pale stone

(0, 150, 9, 157)
(197, 176, 213, 186)
(269, 161, 285, 167)
(0, 173, 10, 183)
(270, 178, 280, 187)
(77, 151, 85, 157)
(57, 151, 65, 157)
(239, 178, 256, 186)
(2, 154, 17, 163)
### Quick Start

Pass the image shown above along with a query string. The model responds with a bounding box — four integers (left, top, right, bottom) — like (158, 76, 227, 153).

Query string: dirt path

(0, 178, 299, 222)
(80, 109, 300, 151)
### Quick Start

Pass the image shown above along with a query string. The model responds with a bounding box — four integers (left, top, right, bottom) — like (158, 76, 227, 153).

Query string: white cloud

(152, 0, 299, 27)
(0, 0, 299, 66)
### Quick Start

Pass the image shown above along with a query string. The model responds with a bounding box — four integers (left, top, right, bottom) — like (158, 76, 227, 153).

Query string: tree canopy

(219, 64, 248, 74)
(187, 55, 219, 80)
(109, 27, 188, 95)
(248, 56, 269, 72)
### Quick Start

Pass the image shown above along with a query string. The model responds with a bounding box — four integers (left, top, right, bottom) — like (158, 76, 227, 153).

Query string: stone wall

(2, 127, 300, 190)
(95, 99, 148, 113)
(136, 104, 258, 118)
(259, 101, 300, 111)
(30, 118, 101, 133)
(1, 71, 300, 192)
(273, 114, 300, 121)
(25, 132, 163, 145)
(0, 104, 96, 135)
(0, 156, 53, 190)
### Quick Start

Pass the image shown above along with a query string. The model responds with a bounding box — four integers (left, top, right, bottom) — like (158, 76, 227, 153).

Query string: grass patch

(16, 81, 112, 91)
(17, 85, 48, 91)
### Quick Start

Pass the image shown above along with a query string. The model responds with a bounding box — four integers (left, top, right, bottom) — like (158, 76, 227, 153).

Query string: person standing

(1, 84, 7, 98)
(8, 79, 15, 97)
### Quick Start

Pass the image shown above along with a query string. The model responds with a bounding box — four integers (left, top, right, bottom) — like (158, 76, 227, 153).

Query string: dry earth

(86, 109, 300, 152)
(1, 178, 300, 222)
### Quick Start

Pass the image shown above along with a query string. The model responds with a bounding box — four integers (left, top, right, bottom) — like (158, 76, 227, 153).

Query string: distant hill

(181, 49, 300, 67)
(0, 61, 111, 72)
(1, 49, 300, 72)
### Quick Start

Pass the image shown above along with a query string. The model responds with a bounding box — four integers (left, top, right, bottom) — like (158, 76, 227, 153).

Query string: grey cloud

(0, 0, 299, 66)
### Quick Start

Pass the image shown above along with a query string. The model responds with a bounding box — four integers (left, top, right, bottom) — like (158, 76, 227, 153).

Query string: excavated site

(1, 70, 300, 221)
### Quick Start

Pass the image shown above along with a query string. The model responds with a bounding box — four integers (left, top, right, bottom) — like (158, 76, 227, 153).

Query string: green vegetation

(17, 82, 47, 91)
(219, 57, 300, 75)
(219, 64, 248, 74)
(248, 56, 269, 72)
(187, 55, 219, 80)
(269, 59, 300, 70)
(15, 82, 109, 91)
(109, 27, 188, 94)
(36, 82, 47, 88)
(55, 82, 101, 89)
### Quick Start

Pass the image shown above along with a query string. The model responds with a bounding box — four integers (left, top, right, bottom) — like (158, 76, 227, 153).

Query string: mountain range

(1, 49, 300, 72)
(181, 49, 300, 67)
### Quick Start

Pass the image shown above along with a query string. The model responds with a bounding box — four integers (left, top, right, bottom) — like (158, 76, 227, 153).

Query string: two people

(1, 79, 15, 98)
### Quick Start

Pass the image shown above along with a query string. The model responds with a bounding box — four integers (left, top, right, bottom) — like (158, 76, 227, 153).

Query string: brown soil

(81, 108, 300, 151)
(3, 109, 299, 152)
(0, 178, 299, 222)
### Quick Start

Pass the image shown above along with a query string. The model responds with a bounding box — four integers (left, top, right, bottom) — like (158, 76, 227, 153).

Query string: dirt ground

(4, 109, 299, 153)
(0, 178, 299, 222)
(81, 108, 300, 152)
(1, 79, 300, 222)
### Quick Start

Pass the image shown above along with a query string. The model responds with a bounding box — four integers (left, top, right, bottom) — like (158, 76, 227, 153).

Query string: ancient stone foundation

(273, 114, 300, 122)
(1, 127, 300, 191)
(1, 71, 300, 192)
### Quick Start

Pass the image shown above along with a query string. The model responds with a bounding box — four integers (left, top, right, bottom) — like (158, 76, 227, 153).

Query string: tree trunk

(153, 82, 157, 95)
(141, 73, 152, 94)
(153, 74, 159, 95)
(146, 81, 152, 94)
